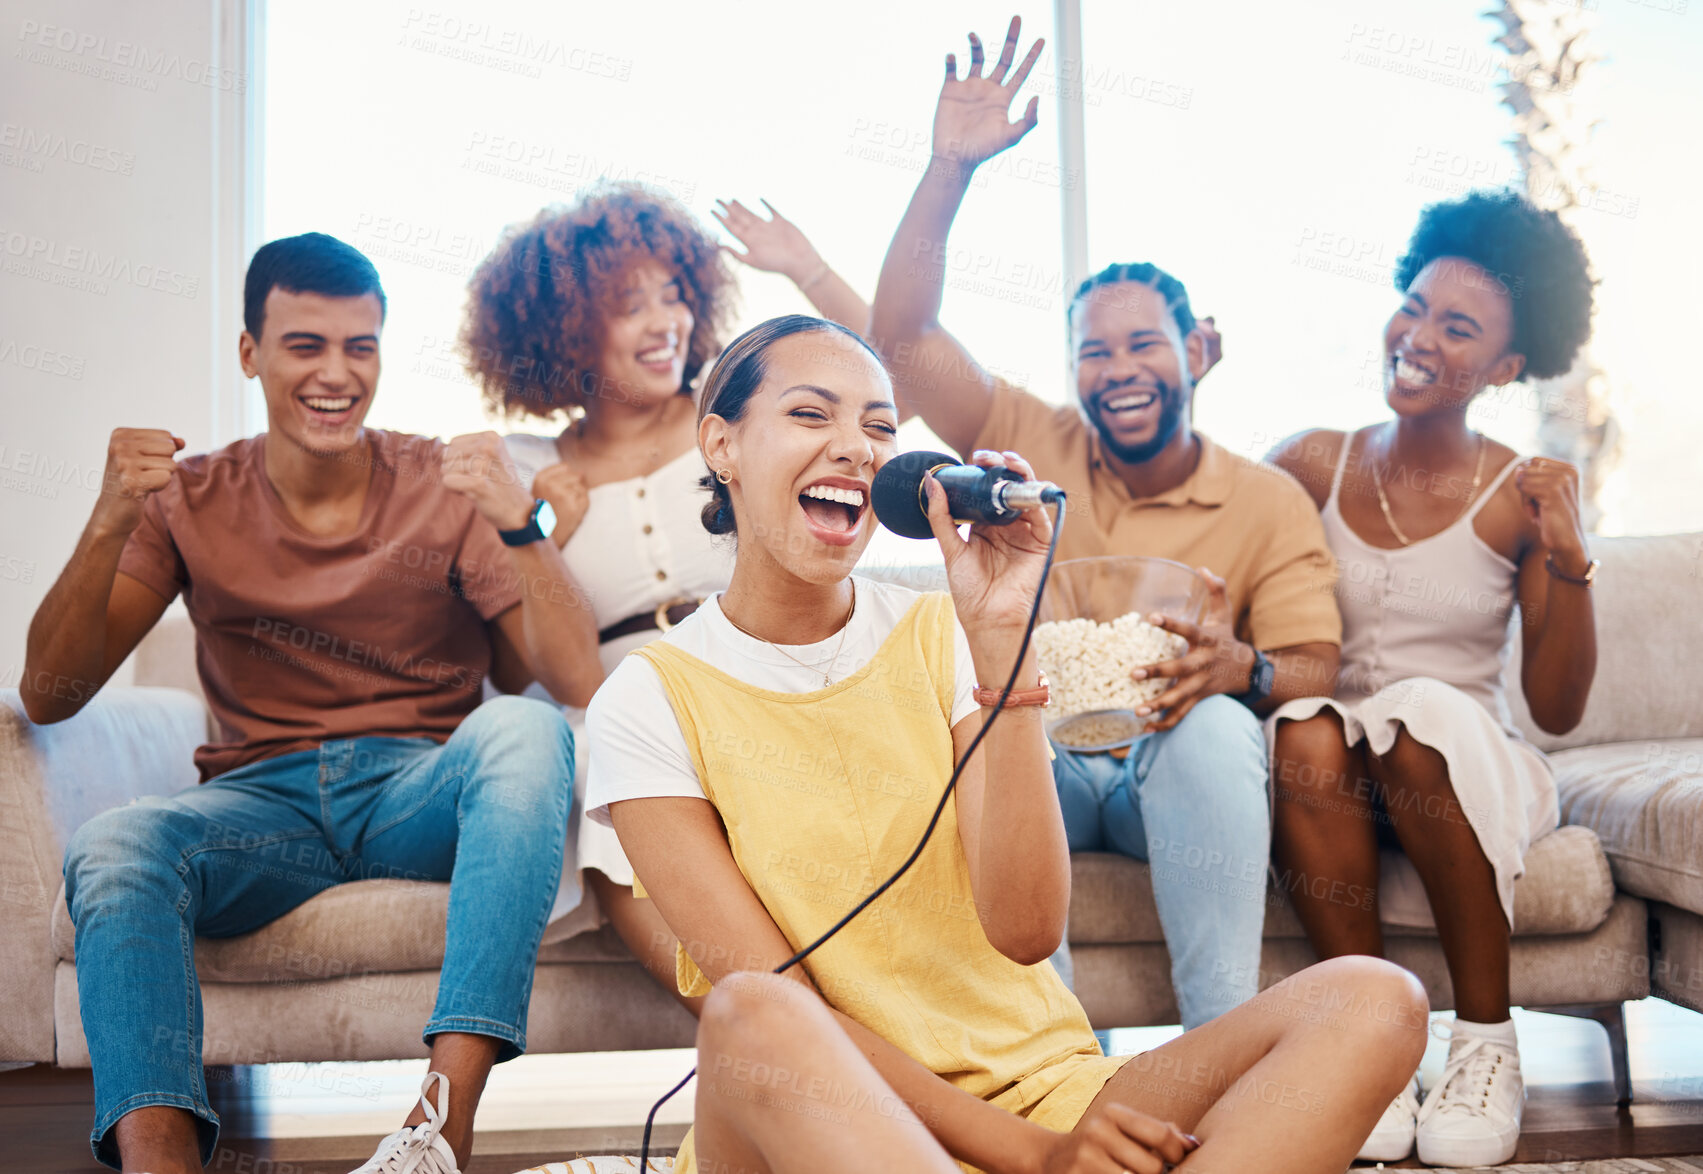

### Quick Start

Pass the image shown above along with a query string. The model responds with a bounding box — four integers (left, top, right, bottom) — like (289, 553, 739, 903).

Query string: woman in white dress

(1266, 190, 1599, 1168)
(460, 182, 868, 1001)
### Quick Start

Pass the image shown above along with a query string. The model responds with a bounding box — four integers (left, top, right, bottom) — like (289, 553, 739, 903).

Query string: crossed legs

(695, 957, 1426, 1172)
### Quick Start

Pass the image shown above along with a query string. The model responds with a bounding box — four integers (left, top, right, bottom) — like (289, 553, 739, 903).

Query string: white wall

(0, 0, 259, 688)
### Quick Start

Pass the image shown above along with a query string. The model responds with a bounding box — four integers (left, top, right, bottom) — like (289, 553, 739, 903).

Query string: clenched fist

(531, 461, 591, 546)
(1513, 456, 1589, 572)
(93, 428, 185, 536)
(442, 431, 533, 532)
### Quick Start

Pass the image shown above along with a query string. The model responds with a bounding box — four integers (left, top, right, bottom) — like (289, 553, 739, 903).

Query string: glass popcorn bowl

(1034, 556, 1209, 751)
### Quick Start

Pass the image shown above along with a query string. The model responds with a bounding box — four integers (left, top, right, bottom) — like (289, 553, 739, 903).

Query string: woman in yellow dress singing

(584, 313, 1428, 1173)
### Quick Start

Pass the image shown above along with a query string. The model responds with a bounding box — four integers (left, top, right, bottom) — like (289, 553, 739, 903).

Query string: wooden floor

(6, 1000, 1703, 1173)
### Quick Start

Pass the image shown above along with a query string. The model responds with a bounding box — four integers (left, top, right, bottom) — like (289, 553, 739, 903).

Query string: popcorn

(1032, 613, 1186, 747)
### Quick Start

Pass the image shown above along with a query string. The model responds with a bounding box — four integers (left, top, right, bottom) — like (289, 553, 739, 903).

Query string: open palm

(934, 16, 1045, 167)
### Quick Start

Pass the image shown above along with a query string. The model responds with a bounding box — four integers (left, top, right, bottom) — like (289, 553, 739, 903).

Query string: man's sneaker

(1416, 1024, 1524, 1167)
(350, 1071, 460, 1174)
(1357, 1073, 1420, 1161)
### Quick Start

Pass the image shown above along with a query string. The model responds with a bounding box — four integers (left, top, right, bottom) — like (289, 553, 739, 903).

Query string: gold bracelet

(1545, 555, 1599, 586)
(797, 262, 830, 291)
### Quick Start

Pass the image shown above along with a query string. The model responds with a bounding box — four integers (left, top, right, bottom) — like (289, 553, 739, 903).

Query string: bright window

(266, 1, 1701, 537)
(264, 0, 1064, 564)
(1078, 0, 1703, 534)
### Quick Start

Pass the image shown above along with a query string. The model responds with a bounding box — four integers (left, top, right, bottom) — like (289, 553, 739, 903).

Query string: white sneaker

(1416, 1025, 1524, 1167)
(1357, 1073, 1420, 1161)
(350, 1071, 461, 1174)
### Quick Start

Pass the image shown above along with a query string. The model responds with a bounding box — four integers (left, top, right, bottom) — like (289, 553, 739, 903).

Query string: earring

(716, 468, 733, 484)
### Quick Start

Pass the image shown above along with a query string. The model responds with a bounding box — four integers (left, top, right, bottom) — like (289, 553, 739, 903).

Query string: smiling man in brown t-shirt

(22, 233, 602, 1174)
(869, 22, 1340, 1031)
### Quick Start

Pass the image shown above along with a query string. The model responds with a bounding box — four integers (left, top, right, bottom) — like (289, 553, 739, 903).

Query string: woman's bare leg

(693, 972, 958, 1174)
(588, 868, 706, 1016)
(1091, 956, 1428, 1172)
(1270, 713, 1384, 958)
(1370, 726, 1511, 1023)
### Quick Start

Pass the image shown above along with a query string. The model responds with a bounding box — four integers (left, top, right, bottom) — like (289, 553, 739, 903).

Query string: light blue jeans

(61, 695, 573, 1169)
(1049, 694, 1270, 1029)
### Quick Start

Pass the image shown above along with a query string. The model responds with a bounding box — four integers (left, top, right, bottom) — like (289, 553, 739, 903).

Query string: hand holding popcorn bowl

(1034, 556, 1210, 752)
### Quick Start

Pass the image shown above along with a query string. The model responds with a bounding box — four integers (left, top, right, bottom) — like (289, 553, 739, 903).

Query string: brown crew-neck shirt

(973, 383, 1341, 651)
(118, 430, 523, 780)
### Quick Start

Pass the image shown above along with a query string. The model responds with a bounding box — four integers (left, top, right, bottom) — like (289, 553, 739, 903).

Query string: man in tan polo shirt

(870, 19, 1340, 1028)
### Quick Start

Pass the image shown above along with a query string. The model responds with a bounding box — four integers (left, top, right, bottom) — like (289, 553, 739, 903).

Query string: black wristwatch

(498, 498, 557, 547)
(1231, 647, 1275, 709)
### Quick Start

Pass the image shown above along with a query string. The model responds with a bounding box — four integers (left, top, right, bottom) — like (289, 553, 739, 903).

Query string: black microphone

(870, 450, 1064, 539)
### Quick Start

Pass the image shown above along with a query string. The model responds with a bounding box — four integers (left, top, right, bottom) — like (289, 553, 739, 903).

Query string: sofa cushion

(1068, 825, 1614, 944)
(53, 878, 639, 980)
(52, 829, 1616, 980)
(1555, 738, 1703, 916)
(1506, 532, 1703, 752)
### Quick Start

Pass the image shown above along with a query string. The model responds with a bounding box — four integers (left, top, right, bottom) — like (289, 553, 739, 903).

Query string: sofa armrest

(0, 686, 208, 1060)
(2, 687, 209, 860)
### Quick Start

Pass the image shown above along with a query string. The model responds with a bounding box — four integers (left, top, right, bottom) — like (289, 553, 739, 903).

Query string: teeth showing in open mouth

(1105, 391, 1157, 412)
(1393, 358, 1436, 386)
(304, 396, 355, 413)
(802, 485, 865, 508)
(637, 347, 675, 364)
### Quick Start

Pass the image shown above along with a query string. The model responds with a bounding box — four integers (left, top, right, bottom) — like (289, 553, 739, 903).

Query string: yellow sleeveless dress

(632, 591, 1128, 1173)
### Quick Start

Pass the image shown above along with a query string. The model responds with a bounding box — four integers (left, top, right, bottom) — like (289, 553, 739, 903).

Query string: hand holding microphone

(900, 449, 1063, 668)
(871, 448, 1064, 538)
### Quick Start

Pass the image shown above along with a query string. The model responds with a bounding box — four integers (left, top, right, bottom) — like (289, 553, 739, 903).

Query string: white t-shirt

(585, 576, 979, 827)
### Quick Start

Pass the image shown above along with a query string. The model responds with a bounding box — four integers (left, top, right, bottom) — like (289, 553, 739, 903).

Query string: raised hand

(923, 449, 1054, 639)
(712, 198, 823, 284)
(934, 16, 1045, 171)
(442, 431, 534, 532)
(1513, 456, 1589, 571)
(1135, 569, 1255, 731)
(531, 461, 591, 546)
(1035, 1101, 1198, 1174)
(93, 427, 185, 536)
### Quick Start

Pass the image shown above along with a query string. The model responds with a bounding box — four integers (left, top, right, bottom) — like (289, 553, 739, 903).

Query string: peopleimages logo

(0, 229, 200, 298)
(14, 20, 247, 93)
(0, 338, 85, 380)
(0, 123, 135, 175)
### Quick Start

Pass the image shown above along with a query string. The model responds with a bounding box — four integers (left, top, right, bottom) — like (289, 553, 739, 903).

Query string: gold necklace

(1374, 429, 1487, 547)
(721, 583, 857, 688)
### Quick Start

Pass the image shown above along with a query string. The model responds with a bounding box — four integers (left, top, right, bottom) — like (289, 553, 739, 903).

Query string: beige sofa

(3, 534, 1700, 1103)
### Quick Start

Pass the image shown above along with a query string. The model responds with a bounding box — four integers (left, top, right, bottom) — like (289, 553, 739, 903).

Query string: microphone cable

(639, 492, 1066, 1167)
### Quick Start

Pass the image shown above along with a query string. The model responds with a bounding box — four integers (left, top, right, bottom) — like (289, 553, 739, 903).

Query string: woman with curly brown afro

(1265, 189, 1600, 1167)
(460, 181, 867, 1014)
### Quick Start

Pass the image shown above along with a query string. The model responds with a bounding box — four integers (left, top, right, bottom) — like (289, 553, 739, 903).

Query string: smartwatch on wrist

(1232, 648, 1275, 709)
(498, 498, 557, 547)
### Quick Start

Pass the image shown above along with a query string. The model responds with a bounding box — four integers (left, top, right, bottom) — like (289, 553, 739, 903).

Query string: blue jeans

(1050, 694, 1270, 1029)
(61, 695, 573, 1169)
